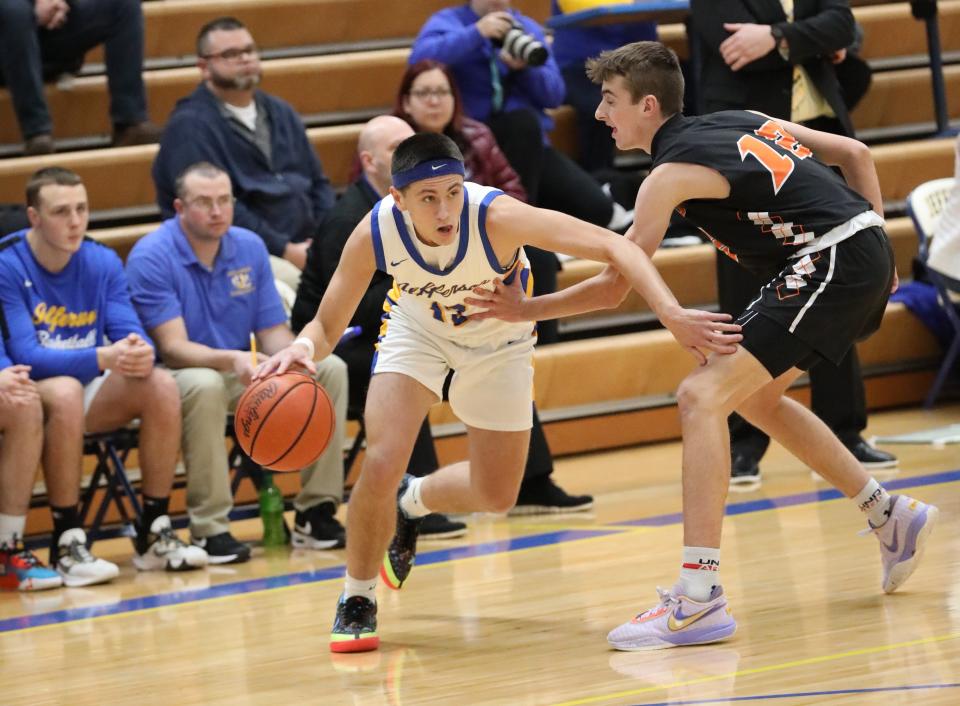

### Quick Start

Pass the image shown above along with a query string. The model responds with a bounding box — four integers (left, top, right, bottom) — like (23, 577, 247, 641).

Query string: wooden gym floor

(1, 403, 958, 705)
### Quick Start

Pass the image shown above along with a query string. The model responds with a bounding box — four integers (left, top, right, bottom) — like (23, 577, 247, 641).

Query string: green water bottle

(259, 472, 286, 547)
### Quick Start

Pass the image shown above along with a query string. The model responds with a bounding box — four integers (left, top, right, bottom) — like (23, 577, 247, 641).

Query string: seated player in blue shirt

(126, 162, 349, 563)
(0, 167, 208, 587)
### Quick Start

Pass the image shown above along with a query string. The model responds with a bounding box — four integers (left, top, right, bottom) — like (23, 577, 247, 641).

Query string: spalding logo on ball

(234, 371, 336, 472)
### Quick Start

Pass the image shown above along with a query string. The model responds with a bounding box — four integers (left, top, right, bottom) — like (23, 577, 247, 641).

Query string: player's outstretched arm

(254, 218, 376, 379)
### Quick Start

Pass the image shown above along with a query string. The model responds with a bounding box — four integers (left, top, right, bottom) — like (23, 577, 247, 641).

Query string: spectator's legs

(0, 396, 44, 534)
(295, 355, 348, 512)
(526, 246, 560, 345)
(36, 377, 119, 586)
(0, 0, 52, 139)
(170, 368, 236, 539)
(486, 109, 546, 203)
(537, 146, 613, 227)
(810, 350, 867, 446)
(84, 368, 180, 500)
(41, 0, 148, 127)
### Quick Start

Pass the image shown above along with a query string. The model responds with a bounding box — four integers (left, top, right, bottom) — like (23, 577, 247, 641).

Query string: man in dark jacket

(293, 116, 593, 530)
(152, 16, 334, 291)
(691, 0, 896, 484)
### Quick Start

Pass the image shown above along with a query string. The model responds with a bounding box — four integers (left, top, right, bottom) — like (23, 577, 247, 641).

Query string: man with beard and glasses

(152, 16, 335, 292)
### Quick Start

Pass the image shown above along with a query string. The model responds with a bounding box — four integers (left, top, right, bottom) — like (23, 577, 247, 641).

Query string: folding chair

(78, 427, 142, 545)
(906, 176, 960, 407)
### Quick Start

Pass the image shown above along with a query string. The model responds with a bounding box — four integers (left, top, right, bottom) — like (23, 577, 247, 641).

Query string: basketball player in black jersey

(467, 41, 939, 651)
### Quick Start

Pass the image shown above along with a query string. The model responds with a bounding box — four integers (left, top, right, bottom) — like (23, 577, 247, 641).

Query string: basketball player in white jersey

(254, 132, 741, 652)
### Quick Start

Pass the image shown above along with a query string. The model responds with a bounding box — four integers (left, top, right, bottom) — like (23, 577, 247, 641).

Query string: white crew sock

(344, 573, 378, 602)
(678, 546, 721, 602)
(854, 477, 893, 527)
(399, 476, 431, 519)
(0, 513, 26, 547)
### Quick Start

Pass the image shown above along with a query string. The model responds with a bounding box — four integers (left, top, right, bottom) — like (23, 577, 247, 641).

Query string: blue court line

(0, 529, 616, 633)
(1, 468, 956, 634)
(624, 469, 960, 527)
(630, 682, 960, 705)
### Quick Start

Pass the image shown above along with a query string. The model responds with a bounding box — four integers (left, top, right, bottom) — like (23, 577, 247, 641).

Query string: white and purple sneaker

(607, 585, 736, 651)
(869, 494, 939, 594)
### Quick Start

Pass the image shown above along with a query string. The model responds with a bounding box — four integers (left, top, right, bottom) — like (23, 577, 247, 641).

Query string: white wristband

(293, 337, 316, 360)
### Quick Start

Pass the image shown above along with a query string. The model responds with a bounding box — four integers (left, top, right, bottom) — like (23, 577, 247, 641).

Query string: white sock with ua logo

(679, 546, 721, 602)
(854, 477, 893, 527)
(399, 476, 431, 519)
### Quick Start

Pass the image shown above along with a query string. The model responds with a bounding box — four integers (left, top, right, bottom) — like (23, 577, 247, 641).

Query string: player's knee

(178, 368, 228, 405)
(139, 368, 183, 418)
(0, 394, 43, 432)
(676, 375, 721, 417)
(474, 482, 520, 514)
(39, 376, 84, 415)
(359, 450, 405, 491)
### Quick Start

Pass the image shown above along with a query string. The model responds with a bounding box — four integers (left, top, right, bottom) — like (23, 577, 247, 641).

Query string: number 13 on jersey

(737, 120, 812, 195)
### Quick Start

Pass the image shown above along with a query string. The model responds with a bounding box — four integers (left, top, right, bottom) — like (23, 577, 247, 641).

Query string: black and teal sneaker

(329, 594, 379, 653)
(380, 474, 423, 590)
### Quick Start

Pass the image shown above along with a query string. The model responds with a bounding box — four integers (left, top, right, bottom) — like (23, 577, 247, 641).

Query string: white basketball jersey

(370, 182, 535, 348)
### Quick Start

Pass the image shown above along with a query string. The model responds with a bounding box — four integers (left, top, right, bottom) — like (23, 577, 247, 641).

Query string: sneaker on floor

(293, 502, 346, 550)
(419, 513, 467, 540)
(607, 585, 737, 651)
(54, 528, 119, 587)
(729, 453, 761, 486)
(509, 477, 594, 516)
(190, 531, 251, 565)
(380, 474, 423, 590)
(134, 516, 208, 572)
(846, 439, 898, 469)
(330, 594, 379, 653)
(869, 494, 939, 593)
(0, 540, 62, 591)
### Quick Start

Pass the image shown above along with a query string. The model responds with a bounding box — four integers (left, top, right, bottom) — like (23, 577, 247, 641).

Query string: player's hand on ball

(464, 276, 528, 322)
(253, 342, 316, 380)
(662, 307, 742, 366)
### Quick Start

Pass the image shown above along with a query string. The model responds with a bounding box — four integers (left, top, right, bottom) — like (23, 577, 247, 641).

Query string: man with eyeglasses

(152, 16, 335, 293)
(128, 162, 350, 562)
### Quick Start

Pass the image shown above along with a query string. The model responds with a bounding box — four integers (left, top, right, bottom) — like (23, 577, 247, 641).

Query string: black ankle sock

(50, 504, 80, 554)
(140, 496, 169, 537)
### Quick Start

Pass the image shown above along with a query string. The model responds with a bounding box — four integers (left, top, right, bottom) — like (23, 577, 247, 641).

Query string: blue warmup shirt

(0, 337, 12, 370)
(0, 232, 148, 384)
(126, 218, 287, 350)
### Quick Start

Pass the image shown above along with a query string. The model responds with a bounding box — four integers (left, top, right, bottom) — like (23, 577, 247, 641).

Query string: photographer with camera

(410, 1, 632, 344)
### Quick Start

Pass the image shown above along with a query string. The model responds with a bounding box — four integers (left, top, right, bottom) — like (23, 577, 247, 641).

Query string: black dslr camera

(495, 20, 548, 67)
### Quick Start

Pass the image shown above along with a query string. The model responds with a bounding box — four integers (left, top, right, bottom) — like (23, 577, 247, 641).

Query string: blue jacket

(409, 5, 566, 135)
(152, 83, 335, 257)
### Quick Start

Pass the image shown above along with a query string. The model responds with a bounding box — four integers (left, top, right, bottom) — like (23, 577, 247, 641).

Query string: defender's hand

(661, 307, 743, 366)
(464, 276, 529, 322)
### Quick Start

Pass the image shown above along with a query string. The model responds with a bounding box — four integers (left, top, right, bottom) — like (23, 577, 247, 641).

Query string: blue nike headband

(392, 158, 465, 190)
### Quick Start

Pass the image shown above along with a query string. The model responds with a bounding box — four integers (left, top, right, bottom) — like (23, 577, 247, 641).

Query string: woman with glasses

(393, 60, 526, 202)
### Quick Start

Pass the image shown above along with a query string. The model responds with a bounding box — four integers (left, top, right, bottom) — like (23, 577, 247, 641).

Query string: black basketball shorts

(736, 226, 895, 378)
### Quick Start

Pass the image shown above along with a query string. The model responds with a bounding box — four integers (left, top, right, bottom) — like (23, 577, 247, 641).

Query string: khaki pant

(269, 255, 302, 294)
(170, 355, 348, 538)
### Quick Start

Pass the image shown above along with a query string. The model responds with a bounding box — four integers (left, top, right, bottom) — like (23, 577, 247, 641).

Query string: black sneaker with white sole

(509, 477, 593, 516)
(729, 452, 761, 486)
(292, 502, 346, 550)
(419, 513, 467, 540)
(190, 531, 251, 564)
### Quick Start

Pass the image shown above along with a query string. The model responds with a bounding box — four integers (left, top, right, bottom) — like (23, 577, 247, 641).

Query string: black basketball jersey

(650, 111, 873, 274)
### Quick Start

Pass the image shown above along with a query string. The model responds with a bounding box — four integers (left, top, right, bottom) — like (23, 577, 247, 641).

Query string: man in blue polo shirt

(127, 162, 348, 563)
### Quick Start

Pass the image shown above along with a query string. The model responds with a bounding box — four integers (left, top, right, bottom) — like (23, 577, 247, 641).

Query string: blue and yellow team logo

(228, 267, 255, 297)
(33, 302, 97, 332)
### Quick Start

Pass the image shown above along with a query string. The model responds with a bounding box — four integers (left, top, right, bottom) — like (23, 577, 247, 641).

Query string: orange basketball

(233, 371, 335, 472)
